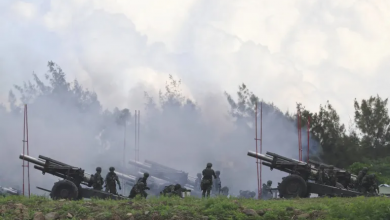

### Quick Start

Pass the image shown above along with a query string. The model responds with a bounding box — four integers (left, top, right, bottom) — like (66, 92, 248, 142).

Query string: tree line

(2, 61, 390, 186)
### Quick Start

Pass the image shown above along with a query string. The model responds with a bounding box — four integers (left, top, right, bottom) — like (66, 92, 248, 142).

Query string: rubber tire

(50, 180, 79, 200)
(279, 175, 307, 199)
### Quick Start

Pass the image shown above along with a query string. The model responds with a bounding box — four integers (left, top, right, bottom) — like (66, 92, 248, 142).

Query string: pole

(134, 110, 137, 162)
(26, 105, 30, 198)
(137, 110, 140, 162)
(22, 105, 25, 196)
(255, 102, 260, 199)
(260, 101, 263, 198)
(22, 104, 31, 197)
(307, 116, 310, 162)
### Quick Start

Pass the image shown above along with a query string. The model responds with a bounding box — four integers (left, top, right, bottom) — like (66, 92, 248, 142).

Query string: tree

(300, 101, 350, 167)
(354, 95, 390, 159)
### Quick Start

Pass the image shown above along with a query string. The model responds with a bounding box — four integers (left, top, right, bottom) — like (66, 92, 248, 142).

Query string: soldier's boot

(202, 190, 206, 198)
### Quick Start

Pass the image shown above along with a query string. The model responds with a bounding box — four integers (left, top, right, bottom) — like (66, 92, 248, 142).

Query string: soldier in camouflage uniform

(361, 174, 379, 195)
(160, 184, 190, 197)
(213, 171, 221, 195)
(262, 180, 273, 199)
(357, 167, 368, 192)
(326, 166, 337, 187)
(129, 182, 147, 199)
(316, 165, 327, 184)
(92, 167, 104, 190)
(104, 167, 121, 195)
(201, 163, 217, 198)
(195, 173, 202, 190)
(220, 186, 229, 197)
(137, 173, 150, 187)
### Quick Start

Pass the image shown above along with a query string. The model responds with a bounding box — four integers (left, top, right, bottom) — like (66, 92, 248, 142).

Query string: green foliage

(1, 196, 390, 220)
(354, 95, 390, 158)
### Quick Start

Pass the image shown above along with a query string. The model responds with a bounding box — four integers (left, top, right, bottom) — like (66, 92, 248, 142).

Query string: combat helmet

(144, 172, 149, 178)
(109, 167, 115, 172)
(216, 171, 220, 175)
(197, 173, 201, 177)
(96, 167, 102, 172)
(207, 163, 212, 168)
(267, 180, 272, 185)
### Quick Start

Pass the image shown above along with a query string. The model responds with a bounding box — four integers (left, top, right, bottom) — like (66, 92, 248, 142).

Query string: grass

(1, 195, 390, 220)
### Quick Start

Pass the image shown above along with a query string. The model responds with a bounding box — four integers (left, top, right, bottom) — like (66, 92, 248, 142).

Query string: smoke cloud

(0, 63, 319, 196)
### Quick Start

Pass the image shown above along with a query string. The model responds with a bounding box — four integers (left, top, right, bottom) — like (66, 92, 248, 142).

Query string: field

(1, 195, 390, 220)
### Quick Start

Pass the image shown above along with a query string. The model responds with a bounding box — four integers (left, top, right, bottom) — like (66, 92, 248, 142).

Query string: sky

(1, 0, 390, 126)
(1, 0, 389, 196)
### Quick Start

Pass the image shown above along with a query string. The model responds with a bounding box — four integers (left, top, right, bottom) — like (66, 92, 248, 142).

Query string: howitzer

(247, 151, 363, 198)
(19, 154, 128, 200)
(129, 159, 196, 188)
(307, 159, 357, 188)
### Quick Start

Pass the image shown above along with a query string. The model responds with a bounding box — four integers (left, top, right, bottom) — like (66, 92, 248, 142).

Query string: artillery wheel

(279, 175, 307, 199)
(50, 180, 79, 200)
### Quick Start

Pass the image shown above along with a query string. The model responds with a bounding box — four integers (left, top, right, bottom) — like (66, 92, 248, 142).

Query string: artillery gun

(307, 159, 356, 189)
(247, 151, 363, 198)
(129, 159, 196, 189)
(19, 154, 128, 200)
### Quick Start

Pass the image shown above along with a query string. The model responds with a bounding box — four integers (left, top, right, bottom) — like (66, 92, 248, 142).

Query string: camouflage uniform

(129, 182, 147, 199)
(194, 173, 202, 191)
(326, 166, 337, 187)
(201, 163, 217, 198)
(92, 167, 104, 190)
(104, 167, 121, 195)
(213, 171, 221, 195)
(220, 186, 229, 197)
(357, 167, 368, 192)
(160, 184, 189, 197)
(262, 180, 273, 199)
(361, 174, 379, 195)
(316, 165, 327, 184)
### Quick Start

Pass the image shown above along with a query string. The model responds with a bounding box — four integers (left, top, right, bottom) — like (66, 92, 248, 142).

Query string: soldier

(213, 171, 221, 195)
(249, 191, 256, 198)
(361, 174, 379, 195)
(129, 182, 147, 199)
(201, 163, 217, 198)
(104, 167, 121, 195)
(160, 184, 189, 197)
(316, 165, 327, 184)
(357, 167, 368, 192)
(195, 173, 202, 191)
(92, 167, 104, 190)
(220, 186, 229, 197)
(326, 166, 337, 187)
(137, 173, 150, 187)
(262, 180, 273, 199)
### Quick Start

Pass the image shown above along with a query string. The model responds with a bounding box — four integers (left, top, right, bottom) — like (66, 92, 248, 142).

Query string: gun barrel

(38, 155, 72, 167)
(145, 160, 185, 173)
(266, 152, 307, 165)
(115, 171, 137, 182)
(247, 151, 273, 163)
(19, 154, 45, 166)
(128, 160, 152, 170)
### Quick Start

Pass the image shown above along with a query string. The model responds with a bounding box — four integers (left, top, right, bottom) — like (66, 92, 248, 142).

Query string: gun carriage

(247, 151, 363, 198)
(19, 154, 128, 200)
